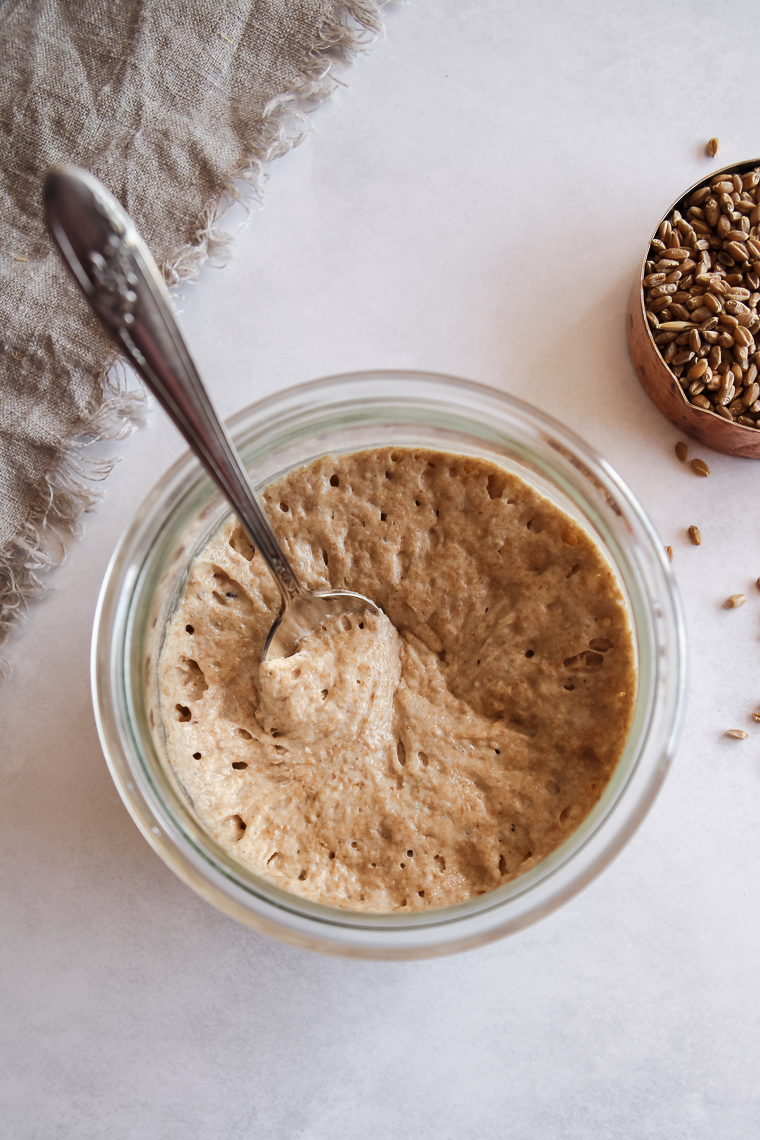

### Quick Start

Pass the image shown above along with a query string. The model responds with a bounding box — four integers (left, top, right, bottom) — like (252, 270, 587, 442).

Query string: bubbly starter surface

(157, 448, 636, 911)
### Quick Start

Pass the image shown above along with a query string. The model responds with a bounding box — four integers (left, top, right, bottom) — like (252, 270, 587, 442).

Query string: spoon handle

(44, 165, 303, 607)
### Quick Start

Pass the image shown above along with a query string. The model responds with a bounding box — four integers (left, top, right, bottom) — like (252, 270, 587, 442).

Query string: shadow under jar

(628, 157, 760, 458)
(92, 371, 685, 959)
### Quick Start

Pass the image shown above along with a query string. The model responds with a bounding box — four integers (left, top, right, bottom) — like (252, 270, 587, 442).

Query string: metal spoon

(44, 165, 380, 659)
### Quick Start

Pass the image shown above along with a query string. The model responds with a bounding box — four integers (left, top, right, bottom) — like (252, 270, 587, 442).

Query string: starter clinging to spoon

(43, 165, 381, 659)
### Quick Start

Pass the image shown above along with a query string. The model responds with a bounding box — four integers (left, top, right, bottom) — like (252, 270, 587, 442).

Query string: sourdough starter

(158, 448, 635, 911)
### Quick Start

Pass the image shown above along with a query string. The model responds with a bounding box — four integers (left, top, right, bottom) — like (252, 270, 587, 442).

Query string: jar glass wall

(92, 371, 685, 959)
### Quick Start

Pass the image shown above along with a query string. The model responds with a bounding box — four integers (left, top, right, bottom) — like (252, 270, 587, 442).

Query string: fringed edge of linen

(0, 359, 147, 667)
(164, 0, 386, 282)
(0, 0, 385, 662)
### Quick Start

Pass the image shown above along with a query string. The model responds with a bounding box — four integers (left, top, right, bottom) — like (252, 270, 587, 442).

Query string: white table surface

(3, 2, 760, 1136)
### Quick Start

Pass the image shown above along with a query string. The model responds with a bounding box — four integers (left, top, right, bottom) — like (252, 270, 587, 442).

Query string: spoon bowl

(44, 164, 380, 659)
(265, 588, 380, 660)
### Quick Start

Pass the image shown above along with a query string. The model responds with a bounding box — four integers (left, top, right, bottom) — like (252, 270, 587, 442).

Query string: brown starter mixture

(158, 448, 636, 912)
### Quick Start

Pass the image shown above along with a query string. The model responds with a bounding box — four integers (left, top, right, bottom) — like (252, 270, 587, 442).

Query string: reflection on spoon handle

(44, 165, 303, 607)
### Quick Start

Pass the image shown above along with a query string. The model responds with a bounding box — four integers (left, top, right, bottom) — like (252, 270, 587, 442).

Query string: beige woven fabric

(0, 0, 381, 646)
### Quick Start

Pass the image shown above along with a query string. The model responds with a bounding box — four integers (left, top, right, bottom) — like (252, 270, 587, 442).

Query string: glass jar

(92, 371, 685, 959)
